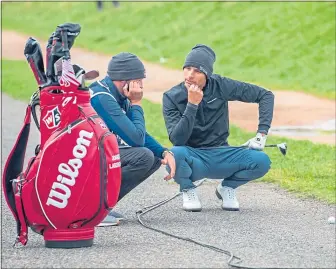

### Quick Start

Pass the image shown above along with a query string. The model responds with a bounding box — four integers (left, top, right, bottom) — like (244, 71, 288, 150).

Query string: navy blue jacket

(89, 76, 166, 158)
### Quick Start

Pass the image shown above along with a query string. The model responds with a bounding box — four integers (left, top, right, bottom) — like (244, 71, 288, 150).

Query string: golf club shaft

(264, 144, 277, 147)
(231, 144, 283, 149)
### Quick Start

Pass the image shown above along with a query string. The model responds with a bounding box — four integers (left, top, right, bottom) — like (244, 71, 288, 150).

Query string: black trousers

(117, 147, 162, 201)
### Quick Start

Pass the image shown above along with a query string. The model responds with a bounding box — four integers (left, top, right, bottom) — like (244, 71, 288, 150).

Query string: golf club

(45, 23, 81, 83)
(45, 32, 55, 73)
(231, 142, 287, 156)
(264, 142, 287, 156)
(46, 32, 59, 83)
(24, 37, 47, 86)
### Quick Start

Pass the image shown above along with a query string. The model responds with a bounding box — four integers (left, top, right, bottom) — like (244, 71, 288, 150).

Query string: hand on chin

(185, 81, 193, 88)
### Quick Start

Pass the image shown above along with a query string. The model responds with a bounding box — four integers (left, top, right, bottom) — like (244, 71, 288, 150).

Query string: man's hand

(242, 133, 267, 151)
(123, 80, 143, 105)
(187, 84, 203, 105)
(161, 151, 176, 181)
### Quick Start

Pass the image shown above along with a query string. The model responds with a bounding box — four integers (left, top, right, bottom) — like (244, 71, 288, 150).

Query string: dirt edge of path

(2, 30, 335, 145)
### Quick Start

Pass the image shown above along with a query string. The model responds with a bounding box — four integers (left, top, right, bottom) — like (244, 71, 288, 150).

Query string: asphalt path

(1, 94, 335, 268)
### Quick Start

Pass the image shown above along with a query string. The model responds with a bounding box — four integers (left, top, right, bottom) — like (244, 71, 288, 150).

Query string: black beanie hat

(183, 44, 216, 78)
(107, 52, 146, 81)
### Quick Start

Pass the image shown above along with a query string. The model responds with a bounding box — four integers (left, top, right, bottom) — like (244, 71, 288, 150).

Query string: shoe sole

(96, 221, 120, 227)
(96, 223, 119, 227)
(215, 189, 240, 212)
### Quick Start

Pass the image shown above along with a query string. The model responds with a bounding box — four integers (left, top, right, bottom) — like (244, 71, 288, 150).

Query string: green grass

(2, 1, 335, 99)
(2, 59, 335, 204)
(2, 60, 41, 100)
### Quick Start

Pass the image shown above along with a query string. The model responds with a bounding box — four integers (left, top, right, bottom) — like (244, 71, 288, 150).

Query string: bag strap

(13, 173, 29, 246)
(2, 104, 32, 246)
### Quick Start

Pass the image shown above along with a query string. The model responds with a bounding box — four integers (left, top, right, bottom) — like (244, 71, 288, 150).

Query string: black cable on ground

(135, 180, 260, 269)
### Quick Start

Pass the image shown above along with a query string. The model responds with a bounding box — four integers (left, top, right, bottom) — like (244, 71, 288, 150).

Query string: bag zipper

(98, 132, 115, 210)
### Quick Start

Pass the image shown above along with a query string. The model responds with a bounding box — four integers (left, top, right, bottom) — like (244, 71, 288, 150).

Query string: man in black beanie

(89, 52, 176, 226)
(162, 44, 275, 212)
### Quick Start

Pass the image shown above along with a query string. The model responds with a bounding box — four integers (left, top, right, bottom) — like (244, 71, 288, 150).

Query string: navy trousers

(118, 147, 161, 201)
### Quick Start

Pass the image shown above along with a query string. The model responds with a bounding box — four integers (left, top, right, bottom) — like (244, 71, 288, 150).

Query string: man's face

(183, 66, 206, 89)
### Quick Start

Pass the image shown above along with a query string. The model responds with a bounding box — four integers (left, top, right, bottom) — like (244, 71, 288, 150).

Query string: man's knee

(132, 147, 155, 171)
(165, 146, 187, 175)
(167, 146, 190, 172)
(167, 146, 193, 179)
(171, 146, 189, 163)
(251, 151, 271, 177)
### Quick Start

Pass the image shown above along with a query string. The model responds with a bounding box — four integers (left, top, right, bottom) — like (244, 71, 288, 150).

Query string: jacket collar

(102, 75, 127, 104)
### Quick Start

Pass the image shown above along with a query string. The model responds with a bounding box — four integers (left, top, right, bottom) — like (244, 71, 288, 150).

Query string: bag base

(43, 227, 94, 249)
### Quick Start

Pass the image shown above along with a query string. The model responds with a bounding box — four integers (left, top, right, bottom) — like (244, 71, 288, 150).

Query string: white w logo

(45, 115, 53, 125)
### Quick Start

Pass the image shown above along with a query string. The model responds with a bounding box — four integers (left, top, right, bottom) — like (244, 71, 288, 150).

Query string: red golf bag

(2, 24, 121, 248)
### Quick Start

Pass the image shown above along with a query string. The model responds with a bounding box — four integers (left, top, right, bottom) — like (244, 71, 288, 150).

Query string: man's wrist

(257, 130, 267, 136)
(162, 149, 174, 158)
(187, 102, 199, 107)
(131, 101, 142, 106)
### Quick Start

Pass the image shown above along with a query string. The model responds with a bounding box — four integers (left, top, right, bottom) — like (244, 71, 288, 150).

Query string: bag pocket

(98, 132, 121, 210)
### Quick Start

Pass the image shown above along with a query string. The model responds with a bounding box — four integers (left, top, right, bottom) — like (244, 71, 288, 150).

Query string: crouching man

(162, 44, 274, 212)
(90, 52, 175, 225)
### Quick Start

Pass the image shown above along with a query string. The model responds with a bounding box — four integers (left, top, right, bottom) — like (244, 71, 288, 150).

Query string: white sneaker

(182, 188, 202, 212)
(215, 185, 240, 211)
(97, 214, 120, 227)
(108, 210, 125, 221)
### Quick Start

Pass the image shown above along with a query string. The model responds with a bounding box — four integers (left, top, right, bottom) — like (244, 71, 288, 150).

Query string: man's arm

(144, 133, 166, 158)
(144, 132, 176, 181)
(221, 76, 274, 134)
(162, 93, 198, 146)
(91, 93, 146, 146)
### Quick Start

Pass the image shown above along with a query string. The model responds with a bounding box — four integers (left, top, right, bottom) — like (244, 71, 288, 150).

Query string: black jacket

(162, 74, 274, 148)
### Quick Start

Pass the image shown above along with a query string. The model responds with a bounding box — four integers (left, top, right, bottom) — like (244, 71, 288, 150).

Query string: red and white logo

(43, 106, 61, 129)
(46, 130, 94, 209)
(58, 58, 80, 89)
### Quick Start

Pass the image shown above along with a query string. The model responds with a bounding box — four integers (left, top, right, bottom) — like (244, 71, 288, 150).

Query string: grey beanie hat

(107, 52, 146, 81)
(183, 44, 216, 78)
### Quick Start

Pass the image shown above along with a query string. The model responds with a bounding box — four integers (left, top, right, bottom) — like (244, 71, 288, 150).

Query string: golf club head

(277, 143, 287, 156)
(73, 66, 99, 87)
(83, 70, 99, 81)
